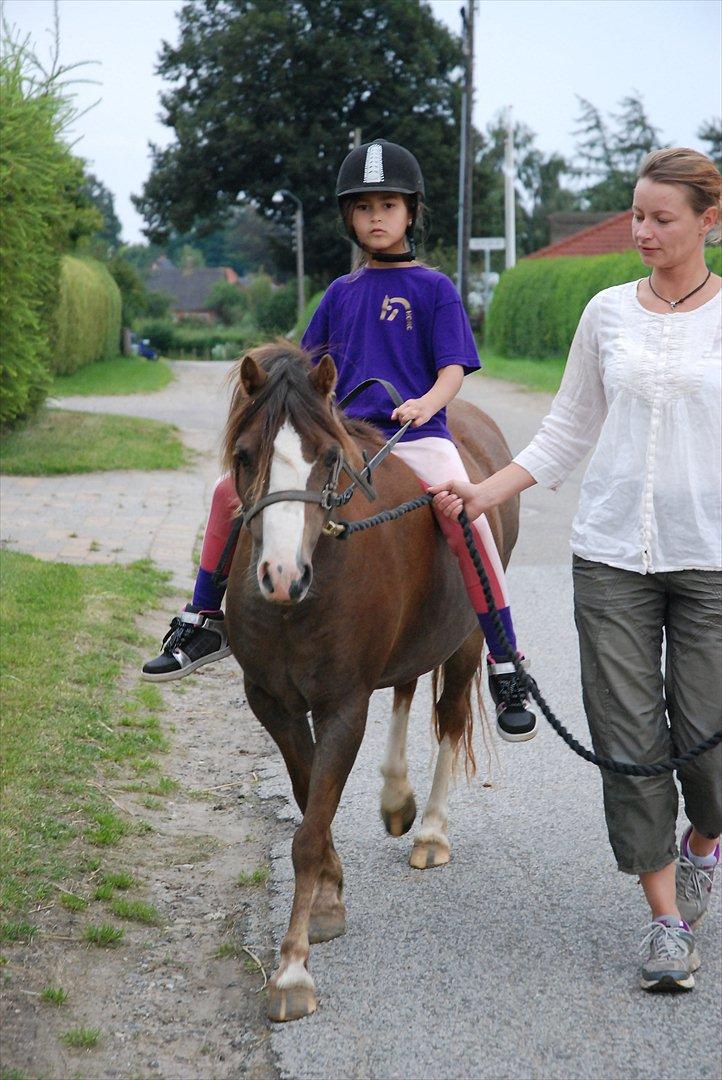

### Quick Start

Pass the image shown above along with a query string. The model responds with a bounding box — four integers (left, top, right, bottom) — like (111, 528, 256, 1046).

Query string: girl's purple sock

(192, 567, 226, 613)
(477, 607, 517, 662)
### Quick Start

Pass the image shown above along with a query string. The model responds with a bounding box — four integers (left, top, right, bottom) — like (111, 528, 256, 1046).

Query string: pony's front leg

(268, 695, 368, 1023)
(308, 830, 346, 944)
(380, 681, 418, 837)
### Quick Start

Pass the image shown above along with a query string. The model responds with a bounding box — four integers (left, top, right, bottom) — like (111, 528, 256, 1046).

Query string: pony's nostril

(260, 562, 274, 594)
(289, 564, 312, 601)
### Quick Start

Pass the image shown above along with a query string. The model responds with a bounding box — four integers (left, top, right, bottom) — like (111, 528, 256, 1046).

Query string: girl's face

(632, 178, 716, 270)
(352, 192, 413, 258)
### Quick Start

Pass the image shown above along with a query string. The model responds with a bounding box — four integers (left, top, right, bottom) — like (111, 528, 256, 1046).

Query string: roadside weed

(101, 871, 135, 890)
(85, 811, 128, 847)
(60, 1026, 101, 1049)
(93, 884, 114, 901)
(236, 867, 269, 887)
(83, 923, 124, 947)
(110, 899, 161, 925)
(0, 922, 37, 943)
(41, 986, 68, 1005)
(214, 942, 242, 959)
(59, 892, 88, 912)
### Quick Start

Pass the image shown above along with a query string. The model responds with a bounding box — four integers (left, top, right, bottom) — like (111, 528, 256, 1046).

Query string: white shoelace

(639, 922, 689, 960)
(678, 856, 714, 902)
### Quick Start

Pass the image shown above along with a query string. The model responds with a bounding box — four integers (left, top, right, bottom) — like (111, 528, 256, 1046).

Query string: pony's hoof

(409, 840, 451, 869)
(381, 793, 417, 837)
(308, 907, 346, 944)
(267, 984, 317, 1023)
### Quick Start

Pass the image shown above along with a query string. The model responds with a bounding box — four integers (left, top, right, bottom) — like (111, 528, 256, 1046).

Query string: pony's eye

(235, 447, 252, 469)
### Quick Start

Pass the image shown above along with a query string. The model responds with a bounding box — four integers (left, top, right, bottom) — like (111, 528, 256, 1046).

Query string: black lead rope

(325, 493, 722, 776)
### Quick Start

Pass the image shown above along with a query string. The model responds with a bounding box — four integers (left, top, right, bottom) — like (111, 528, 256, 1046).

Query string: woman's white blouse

(514, 279, 722, 574)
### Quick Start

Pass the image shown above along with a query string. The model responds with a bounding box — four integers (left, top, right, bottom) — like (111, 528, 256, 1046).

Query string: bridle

(237, 379, 410, 534)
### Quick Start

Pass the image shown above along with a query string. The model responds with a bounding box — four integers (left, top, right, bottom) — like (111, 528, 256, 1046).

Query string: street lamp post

(272, 189, 305, 323)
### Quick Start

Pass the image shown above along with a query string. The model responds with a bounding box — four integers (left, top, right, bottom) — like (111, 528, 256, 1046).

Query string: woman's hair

(339, 192, 428, 269)
(637, 147, 722, 242)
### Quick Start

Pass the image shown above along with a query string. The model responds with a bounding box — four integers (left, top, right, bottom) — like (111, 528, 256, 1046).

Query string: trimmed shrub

(134, 317, 261, 360)
(289, 290, 325, 343)
(255, 281, 298, 336)
(51, 256, 122, 375)
(486, 248, 722, 359)
(0, 47, 68, 422)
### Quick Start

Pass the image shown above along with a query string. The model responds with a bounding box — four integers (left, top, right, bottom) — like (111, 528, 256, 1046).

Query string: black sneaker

(141, 606, 231, 682)
(487, 657, 538, 742)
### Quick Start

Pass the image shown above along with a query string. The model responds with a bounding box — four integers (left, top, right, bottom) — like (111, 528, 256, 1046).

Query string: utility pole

(456, 0, 475, 308)
(504, 105, 517, 269)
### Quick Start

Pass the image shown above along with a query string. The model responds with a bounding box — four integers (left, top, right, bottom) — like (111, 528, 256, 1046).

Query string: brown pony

(223, 343, 518, 1022)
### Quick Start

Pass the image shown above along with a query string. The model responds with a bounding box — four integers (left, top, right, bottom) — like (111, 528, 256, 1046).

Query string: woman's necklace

(648, 269, 711, 310)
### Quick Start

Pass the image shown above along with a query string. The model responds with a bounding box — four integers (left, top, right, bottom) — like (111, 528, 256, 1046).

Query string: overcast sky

(4, 0, 721, 244)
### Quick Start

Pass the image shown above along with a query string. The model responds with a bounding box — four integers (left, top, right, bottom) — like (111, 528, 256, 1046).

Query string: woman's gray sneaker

(676, 827, 719, 926)
(141, 607, 231, 682)
(638, 919, 700, 992)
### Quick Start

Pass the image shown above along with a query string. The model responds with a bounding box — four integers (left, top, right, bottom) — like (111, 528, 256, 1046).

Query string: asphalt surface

(260, 374, 722, 1080)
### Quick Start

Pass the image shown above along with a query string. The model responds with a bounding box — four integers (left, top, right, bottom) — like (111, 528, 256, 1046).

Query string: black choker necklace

(648, 269, 711, 310)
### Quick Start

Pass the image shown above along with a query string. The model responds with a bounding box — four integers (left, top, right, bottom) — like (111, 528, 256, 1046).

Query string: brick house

(146, 257, 244, 321)
(527, 209, 635, 259)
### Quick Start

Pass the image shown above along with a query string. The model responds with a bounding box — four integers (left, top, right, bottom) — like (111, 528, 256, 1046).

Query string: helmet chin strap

(363, 230, 417, 263)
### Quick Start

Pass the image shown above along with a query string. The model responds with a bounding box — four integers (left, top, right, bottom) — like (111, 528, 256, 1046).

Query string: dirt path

(2, 600, 283, 1079)
(2, 362, 288, 1077)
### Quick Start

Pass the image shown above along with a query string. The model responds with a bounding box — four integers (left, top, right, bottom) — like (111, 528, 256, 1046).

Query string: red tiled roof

(527, 209, 635, 259)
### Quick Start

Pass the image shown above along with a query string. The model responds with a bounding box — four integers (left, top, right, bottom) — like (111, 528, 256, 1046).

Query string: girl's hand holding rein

(391, 398, 434, 428)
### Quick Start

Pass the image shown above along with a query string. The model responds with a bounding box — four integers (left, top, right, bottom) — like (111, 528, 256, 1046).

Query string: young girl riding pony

(142, 140, 536, 741)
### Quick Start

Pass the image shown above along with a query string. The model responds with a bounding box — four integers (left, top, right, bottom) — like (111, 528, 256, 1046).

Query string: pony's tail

(430, 660, 497, 785)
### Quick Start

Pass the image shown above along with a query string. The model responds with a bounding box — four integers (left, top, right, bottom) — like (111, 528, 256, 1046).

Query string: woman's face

(352, 192, 412, 256)
(632, 178, 715, 269)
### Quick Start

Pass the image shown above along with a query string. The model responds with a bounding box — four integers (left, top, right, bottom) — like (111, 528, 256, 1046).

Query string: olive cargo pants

(572, 556, 722, 875)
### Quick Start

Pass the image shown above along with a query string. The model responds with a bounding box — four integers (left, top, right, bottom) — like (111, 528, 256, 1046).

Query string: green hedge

(486, 248, 722, 359)
(1, 47, 67, 422)
(51, 256, 122, 375)
(134, 317, 261, 361)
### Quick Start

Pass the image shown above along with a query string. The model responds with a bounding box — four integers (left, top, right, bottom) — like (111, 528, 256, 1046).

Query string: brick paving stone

(1, 362, 234, 592)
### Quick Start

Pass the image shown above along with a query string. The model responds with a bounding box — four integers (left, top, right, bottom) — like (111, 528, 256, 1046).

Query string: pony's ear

(309, 353, 337, 399)
(240, 354, 268, 396)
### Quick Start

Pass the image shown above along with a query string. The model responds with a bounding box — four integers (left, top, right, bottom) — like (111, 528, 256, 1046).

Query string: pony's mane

(222, 342, 378, 499)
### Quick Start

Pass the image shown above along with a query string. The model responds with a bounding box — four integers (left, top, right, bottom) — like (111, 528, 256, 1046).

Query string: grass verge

(0, 552, 170, 912)
(478, 347, 566, 394)
(0, 408, 190, 475)
(52, 356, 173, 396)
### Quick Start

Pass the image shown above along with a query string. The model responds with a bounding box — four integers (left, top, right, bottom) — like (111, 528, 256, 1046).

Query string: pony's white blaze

(259, 420, 313, 599)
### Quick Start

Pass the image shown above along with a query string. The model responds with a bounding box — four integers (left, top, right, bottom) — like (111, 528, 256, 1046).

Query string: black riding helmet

(336, 140, 425, 263)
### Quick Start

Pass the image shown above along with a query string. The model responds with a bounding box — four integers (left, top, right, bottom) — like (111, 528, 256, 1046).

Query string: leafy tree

(469, 115, 578, 257)
(206, 279, 247, 325)
(573, 93, 660, 210)
(698, 118, 722, 168)
(134, 0, 464, 280)
(82, 172, 123, 253)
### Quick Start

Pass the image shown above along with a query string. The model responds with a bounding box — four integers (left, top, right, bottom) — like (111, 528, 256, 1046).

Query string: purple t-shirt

(301, 266, 480, 441)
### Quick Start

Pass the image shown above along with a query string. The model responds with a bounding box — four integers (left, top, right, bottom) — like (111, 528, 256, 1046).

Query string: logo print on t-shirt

(380, 294, 413, 331)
